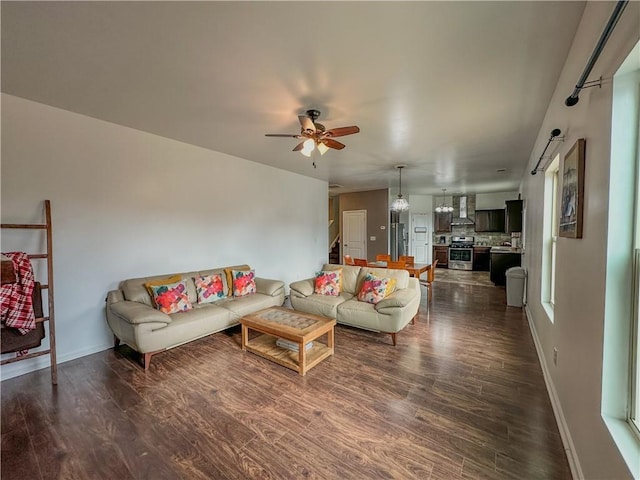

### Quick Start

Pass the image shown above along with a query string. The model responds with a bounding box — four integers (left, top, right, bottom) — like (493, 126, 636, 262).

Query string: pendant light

(390, 165, 410, 212)
(434, 188, 454, 213)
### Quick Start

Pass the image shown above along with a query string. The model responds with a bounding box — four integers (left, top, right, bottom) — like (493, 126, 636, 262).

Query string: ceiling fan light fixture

(301, 138, 315, 157)
(317, 142, 329, 155)
(265, 110, 360, 157)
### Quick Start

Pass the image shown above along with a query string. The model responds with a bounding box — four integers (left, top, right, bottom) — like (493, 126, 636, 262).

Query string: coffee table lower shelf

(244, 334, 332, 375)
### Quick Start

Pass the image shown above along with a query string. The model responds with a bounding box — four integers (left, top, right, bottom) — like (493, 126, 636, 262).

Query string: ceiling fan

(265, 109, 360, 157)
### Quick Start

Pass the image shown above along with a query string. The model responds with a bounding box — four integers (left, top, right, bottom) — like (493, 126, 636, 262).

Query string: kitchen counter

(490, 249, 522, 285)
(490, 246, 522, 253)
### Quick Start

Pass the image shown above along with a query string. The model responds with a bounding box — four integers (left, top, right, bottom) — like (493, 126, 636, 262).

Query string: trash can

(506, 267, 526, 307)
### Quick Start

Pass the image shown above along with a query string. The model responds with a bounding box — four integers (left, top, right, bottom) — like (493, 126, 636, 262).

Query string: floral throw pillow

(232, 270, 257, 297)
(314, 269, 341, 296)
(357, 273, 392, 304)
(148, 279, 193, 314)
(194, 274, 225, 304)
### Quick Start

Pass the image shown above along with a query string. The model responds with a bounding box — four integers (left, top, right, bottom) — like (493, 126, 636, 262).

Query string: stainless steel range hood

(451, 195, 475, 225)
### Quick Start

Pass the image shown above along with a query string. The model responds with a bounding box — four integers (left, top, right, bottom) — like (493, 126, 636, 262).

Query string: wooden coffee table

(240, 306, 336, 375)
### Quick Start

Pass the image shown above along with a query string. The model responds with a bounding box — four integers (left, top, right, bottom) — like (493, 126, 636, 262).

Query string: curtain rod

(531, 129, 562, 175)
(565, 0, 628, 106)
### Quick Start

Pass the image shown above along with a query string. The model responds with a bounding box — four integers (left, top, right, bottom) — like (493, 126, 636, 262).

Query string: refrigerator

(390, 223, 407, 261)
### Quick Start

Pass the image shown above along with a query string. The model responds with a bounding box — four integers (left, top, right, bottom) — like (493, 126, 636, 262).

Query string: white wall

(520, 2, 640, 479)
(475, 191, 519, 210)
(1, 94, 328, 380)
(407, 194, 433, 214)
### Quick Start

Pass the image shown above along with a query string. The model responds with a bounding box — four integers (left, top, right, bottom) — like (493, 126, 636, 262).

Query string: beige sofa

(289, 263, 421, 345)
(106, 264, 285, 369)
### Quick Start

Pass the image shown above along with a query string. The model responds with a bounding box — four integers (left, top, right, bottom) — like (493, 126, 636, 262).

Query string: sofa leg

(411, 315, 417, 325)
(389, 332, 397, 346)
(114, 335, 120, 348)
(142, 352, 153, 370)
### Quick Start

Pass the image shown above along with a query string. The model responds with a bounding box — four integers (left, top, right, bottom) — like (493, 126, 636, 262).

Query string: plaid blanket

(1, 252, 36, 334)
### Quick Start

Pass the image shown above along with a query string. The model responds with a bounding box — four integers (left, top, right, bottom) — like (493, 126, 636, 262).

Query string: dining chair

(387, 260, 406, 270)
(375, 254, 391, 262)
(344, 255, 355, 265)
(399, 255, 414, 266)
(422, 259, 439, 301)
(354, 258, 369, 267)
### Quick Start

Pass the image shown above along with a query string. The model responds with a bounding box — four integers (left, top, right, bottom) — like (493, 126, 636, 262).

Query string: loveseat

(106, 264, 285, 369)
(289, 263, 420, 345)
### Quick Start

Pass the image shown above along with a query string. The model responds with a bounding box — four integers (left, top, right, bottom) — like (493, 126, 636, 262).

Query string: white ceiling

(1, 1, 586, 196)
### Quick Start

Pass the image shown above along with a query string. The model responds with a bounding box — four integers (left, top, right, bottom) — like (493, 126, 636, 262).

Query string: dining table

(367, 261, 431, 279)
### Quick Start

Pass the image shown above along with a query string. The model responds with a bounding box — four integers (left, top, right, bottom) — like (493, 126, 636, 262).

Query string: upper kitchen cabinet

(434, 212, 452, 232)
(475, 209, 505, 232)
(505, 199, 523, 233)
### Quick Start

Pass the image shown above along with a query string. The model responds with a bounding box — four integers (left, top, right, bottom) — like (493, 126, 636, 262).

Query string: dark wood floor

(1, 282, 572, 480)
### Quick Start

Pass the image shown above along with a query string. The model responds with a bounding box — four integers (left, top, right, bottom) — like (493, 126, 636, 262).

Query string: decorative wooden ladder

(1, 200, 58, 384)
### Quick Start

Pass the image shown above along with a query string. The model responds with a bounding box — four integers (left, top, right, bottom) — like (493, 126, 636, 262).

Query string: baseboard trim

(524, 305, 584, 479)
(0, 342, 112, 381)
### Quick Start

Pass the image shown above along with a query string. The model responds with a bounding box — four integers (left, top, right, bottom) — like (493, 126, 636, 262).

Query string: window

(550, 166, 559, 307)
(630, 107, 640, 436)
(627, 44, 640, 439)
(632, 248, 640, 436)
(541, 154, 560, 320)
(601, 41, 640, 477)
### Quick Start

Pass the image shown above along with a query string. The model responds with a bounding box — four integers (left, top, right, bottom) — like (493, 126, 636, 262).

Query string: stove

(449, 236, 474, 270)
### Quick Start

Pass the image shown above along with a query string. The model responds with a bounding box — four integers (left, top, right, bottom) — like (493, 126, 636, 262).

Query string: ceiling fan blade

(323, 138, 346, 150)
(265, 134, 302, 138)
(298, 115, 316, 133)
(324, 126, 360, 138)
(292, 142, 305, 152)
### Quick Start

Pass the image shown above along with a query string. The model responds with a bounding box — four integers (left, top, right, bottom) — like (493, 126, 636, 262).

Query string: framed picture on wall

(559, 138, 586, 238)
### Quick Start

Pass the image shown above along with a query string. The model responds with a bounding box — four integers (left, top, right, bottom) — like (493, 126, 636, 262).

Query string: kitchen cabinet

(473, 247, 491, 271)
(490, 250, 521, 285)
(474, 209, 505, 232)
(505, 200, 523, 234)
(434, 212, 452, 233)
(433, 246, 449, 268)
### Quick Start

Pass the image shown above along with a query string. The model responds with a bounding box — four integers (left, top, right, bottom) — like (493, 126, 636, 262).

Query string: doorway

(410, 213, 432, 264)
(343, 210, 367, 260)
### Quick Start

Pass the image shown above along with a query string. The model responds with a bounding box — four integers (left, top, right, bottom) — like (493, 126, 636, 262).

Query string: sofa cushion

(224, 265, 251, 296)
(140, 303, 235, 351)
(336, 299, 380, 331)
(314, 269, 342, 296)
(359, 267, 409, 291)
(217, 293, 285, 318)
(290, 292, 352, 319)
(231, 270, 257, 297)
(198, 267, 231, 297)
(122, 272, 198, 307)
(147, 279, 193, 314)
(357, 273, 393, 304)
(144, 275, 181, 305)
(194, 274, 226, 304)
(321, 264, 361, 294)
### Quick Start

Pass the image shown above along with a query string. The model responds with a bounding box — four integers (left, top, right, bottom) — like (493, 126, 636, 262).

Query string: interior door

(411, 213, 431, 264)
(343, 210, 367, 259)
